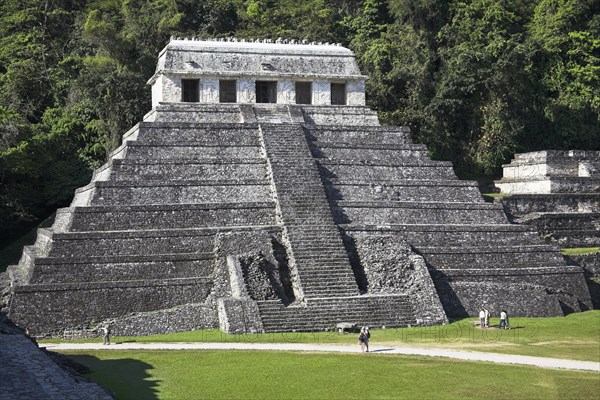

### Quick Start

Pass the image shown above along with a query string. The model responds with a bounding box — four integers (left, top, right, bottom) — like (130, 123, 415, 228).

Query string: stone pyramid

(6, 39, 592, 337)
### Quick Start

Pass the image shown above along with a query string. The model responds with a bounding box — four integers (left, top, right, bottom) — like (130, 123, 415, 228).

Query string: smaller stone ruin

(495, 150, 599, 247)
(495, 150, 600, 308)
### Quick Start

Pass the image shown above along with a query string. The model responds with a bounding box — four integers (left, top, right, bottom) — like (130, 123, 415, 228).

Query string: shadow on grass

(369, 348, 396, 353)
(66, 355, 159, 400)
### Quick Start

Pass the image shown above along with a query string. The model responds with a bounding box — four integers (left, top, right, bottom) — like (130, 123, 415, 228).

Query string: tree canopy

(1, 0, 598, 244)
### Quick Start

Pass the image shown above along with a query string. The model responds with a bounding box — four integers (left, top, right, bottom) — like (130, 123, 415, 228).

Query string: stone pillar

(277, 80, 295, 104)
(201, 77, 219, 103)
(238, 78, 256, 103)
(217, 256, 264, 334)
(313, 80, 331, 105)
(162, 76, 181, 103)
(151, 76, 163, 108)
(347, 80, 366, 106)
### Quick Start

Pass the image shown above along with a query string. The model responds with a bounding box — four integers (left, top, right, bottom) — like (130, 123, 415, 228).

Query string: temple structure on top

(5, 39, 593, 338)
(148, 37, 366, 107)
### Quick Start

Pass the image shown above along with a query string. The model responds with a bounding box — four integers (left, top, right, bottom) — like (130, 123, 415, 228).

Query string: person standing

(101, 325, 111, 345)
(479, 309, 486, 328)
(484, 308, 490, 328)
(358, 326, 370, 352)
(500, 310, 510, 329)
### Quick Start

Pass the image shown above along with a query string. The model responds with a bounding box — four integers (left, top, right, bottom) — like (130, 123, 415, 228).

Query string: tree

(528, 0, 600, 150)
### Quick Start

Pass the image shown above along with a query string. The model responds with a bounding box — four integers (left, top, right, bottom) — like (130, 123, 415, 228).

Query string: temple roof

(148, 38, 367, 84)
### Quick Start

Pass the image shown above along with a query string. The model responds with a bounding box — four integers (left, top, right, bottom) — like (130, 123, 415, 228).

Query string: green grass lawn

(561, 247, 600, 255)
(62, 350, 599, 400)
(43, 311, 600, 362)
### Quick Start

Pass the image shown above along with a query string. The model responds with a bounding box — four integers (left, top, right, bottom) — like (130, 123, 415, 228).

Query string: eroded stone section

(352, 236, 447, 325)
(240, 253, 287, 301)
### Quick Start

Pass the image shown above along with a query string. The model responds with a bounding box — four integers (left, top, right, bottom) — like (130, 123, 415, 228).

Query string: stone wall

(432, 267, 590, 317)
(9, 279, 213, 336)
(566, 253, 600, 309)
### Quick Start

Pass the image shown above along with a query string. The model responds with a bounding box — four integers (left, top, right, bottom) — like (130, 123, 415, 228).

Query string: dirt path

(42, 342, 600, 372)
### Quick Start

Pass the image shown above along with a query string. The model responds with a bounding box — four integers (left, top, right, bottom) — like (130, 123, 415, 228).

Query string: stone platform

(495, 151, 600, 247)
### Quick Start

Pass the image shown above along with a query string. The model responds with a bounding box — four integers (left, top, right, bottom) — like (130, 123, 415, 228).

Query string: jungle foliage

(1, 0, 598, 245)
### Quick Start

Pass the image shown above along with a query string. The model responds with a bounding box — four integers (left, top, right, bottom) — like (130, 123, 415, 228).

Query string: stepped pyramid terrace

(6, 37, 592, 337)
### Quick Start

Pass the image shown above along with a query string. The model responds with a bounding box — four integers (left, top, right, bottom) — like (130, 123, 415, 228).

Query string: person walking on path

(479, 309, 486, 328)
(100, 326, 111, 345)
(358, 326, 370, 352)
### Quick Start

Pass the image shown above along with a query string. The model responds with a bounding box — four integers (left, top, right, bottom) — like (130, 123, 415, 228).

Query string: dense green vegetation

(61, 350, 600, 399)
(43, 311, 600, 361)
(1, 0, 598, 247)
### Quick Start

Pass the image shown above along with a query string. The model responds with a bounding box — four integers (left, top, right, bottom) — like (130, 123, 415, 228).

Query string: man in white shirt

(499, 310, 509, 329)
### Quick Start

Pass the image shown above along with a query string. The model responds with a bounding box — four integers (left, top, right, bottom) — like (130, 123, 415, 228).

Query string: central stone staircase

(259, 123, 358, 299)
(256, 122, 417, 331)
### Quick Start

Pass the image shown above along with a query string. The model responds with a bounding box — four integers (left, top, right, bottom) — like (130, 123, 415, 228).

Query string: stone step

(416, 244, 561, 254)
(334, 201, 508, 225)
(28, 252, 215, 284)
(325, 182, 483, 203)
(495, 177, 600, 194)
(292, 252, 349, 258)
(258, 306, 414, 315)
(74, 180, 272, 206)
(502, 194, 600, 215)
(258, 310, 414, 321)
(318, 161, 458, 181)
(342, 226, 543, 247)
(310, 146, 429, 163)
(134, 123, 259, 144)
(123, 142, 261, 159)
(109, 158, 267, 181)
(54, 202, 276, 232)
(256, 295, 416, 331)
(151, 103, 244, 123)
(541, 229, 600, 247)
(528, 212, 600, 231)
(419, 248, 565, 268)
(436, 265, 580, 276)
(305, 128, 413, 146)
(294, 267, 356, 276)
(41, 226, 280, 257)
